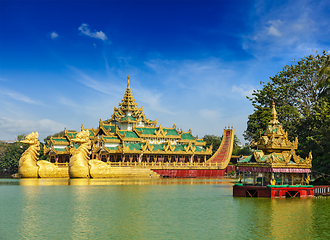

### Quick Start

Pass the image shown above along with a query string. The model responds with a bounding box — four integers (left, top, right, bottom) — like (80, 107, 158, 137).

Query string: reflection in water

(233, 197, 315, 239)
(12, 178, 236, 186)
(1, 178, 330, 239)
(70, 186, 93, 239)
(18, 184, 42, 239)
(269, 198, 313, 238)
(19, 178, 70, 186)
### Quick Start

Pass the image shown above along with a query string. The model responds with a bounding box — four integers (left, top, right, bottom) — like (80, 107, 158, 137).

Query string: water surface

(1, 178, 329, 239)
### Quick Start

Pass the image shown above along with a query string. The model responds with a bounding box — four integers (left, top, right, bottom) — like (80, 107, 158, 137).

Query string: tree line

(244, 50, 330, 174)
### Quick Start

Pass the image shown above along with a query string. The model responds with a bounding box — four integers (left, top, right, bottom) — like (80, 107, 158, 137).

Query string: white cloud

(134, 88, 173, 114)
(232, 84, 256, 98)
(242, 1, 330, 59)
(50, 31, 59, 39)
(143, 58, 237, 99)
(0, 117, 66, 141)
(266, 20, 282, 37)
(78, 23, 107, 41)
(267, 25, 281, 37)
(67, 65, 124, 96)
(0, 88, 44, 105)
(57, 96, 79, 108)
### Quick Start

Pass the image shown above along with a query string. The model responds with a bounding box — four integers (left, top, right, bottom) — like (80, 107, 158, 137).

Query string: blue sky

(0, 0, 329, 143)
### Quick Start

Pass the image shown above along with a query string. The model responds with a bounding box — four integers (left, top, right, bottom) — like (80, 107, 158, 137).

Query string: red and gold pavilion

(233, 102, 314, 197)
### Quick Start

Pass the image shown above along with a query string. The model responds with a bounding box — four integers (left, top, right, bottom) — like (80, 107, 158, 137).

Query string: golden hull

(89, 160, 112, 178)
(37, 161, 69, 178)
(19, 165, 39, 178)
(69, 164, 90, 178)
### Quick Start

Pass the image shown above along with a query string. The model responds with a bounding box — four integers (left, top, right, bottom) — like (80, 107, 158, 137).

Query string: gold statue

(270, 173, 276, 185)
(69, 130, 111, 178)
(306, 174, 310, 185)
(69, 130, 92, 178)
(19, 132, 68, 178)
(19, 132, 40, 178)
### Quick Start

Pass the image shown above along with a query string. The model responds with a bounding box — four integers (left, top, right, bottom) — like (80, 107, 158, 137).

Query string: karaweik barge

(19, 76, 235, 179)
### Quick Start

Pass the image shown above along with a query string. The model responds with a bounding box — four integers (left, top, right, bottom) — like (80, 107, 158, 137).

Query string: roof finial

(127, 75, 130, 88)
(270, 100, 279, 125)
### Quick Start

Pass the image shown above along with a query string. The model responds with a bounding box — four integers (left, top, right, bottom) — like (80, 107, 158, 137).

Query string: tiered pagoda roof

(238, 102, 312, 172)
(105, 76, 157, 127)
(45, 76, 211, 157)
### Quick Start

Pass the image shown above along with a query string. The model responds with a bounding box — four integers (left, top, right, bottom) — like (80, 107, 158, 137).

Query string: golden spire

(127, 75, 130, 88)
(269, 101, 279, 125)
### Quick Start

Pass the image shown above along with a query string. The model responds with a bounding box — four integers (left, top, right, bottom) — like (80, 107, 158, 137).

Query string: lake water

(1, 178, 329, 239)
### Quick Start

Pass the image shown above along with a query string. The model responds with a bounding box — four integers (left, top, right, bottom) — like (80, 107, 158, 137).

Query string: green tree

(39, 143, 49, 161)
(0, 134, 49, 174)
(0, 142, 28, 174)
(296, 99, 330, 173)
(203, 134, 222, 155)
(16, 134, 26, 142)
(233, 145, 253, 156)
(245, 50, 330, 173)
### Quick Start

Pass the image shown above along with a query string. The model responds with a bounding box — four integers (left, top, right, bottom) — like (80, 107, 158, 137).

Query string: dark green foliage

(16, 134, 26, 142)
(203, 134, 222, 155)
(0, 139, 49, 175)
(310, 176, 330, 186)
(0, 142, 27, 174)
(39, 143, 49, 161)
(233, 145, 253, 156)
(245, 50, 330, 174)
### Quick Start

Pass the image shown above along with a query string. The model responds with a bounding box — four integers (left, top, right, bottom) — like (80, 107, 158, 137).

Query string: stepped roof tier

(45, 76, 212, 162)
(237, 101, 312, 173)
(104, 75, 157, 130)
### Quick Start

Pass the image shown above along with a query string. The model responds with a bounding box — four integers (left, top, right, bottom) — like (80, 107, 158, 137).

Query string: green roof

(166, 128, 179, 136)
(67, 132, 77, 138)
(136, 127, 179, 136)
(194, 147, 205, 152)
(126, 143, 142, 150)
(53, 147, 67, 152)
(120, 131, 139, 138)
(151, 144, 165, 151)
(239, 155, 253, 163)
(103, 125, 116, 132)
(121, 116, 136, 121)
(174, 145, 185, 151)
(181, 133, 194, 140)
(53, 138, 69, 143)
(103, 125, 110, 130)
(137, 127, 157, 135)
(103, 136, 119, 140)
